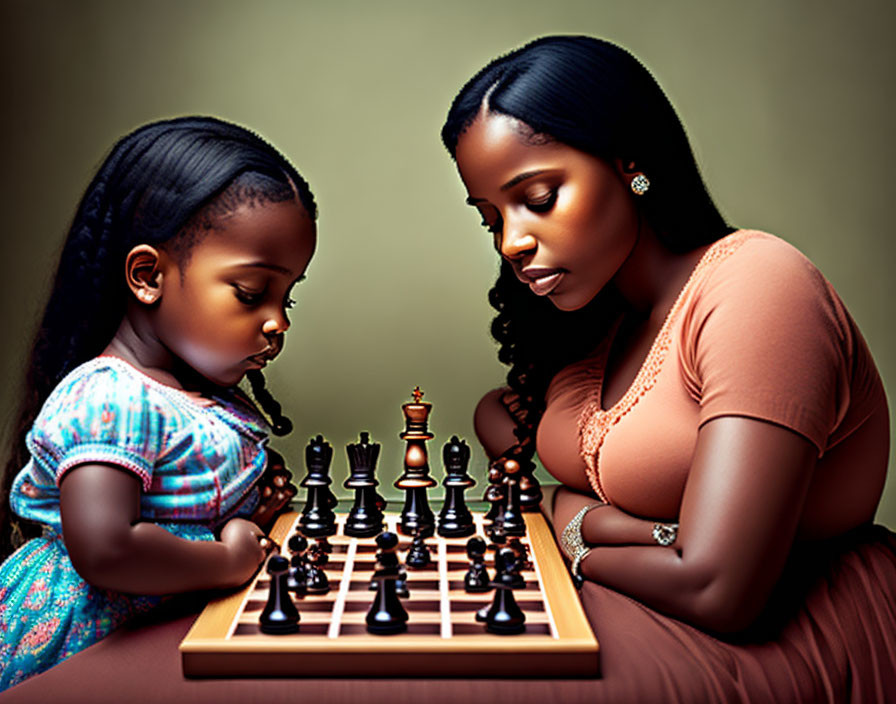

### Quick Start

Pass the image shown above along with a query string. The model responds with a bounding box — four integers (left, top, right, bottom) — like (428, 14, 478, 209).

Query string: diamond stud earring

(630, 174, 650, 196)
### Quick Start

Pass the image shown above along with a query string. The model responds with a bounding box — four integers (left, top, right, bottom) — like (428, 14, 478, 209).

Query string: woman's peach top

(537, 230, 888, 536)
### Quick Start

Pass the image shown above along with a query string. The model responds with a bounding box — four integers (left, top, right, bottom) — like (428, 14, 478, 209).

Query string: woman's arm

(570, 416, 816, 633)
(60, 463, 268, 595)
(474, 387, 520, 459)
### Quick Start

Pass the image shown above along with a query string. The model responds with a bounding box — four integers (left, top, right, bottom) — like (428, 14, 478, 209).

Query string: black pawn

(484, 463, 506, 523)
(405, 528, 432, 569)
(286, 534, 308, 594)
(438, 436, 476, 538)
(500, 460, 527, 537)
(344, 432, 386, 538)
(464, 536, 490, 593)
(484, 547, 527, 635)
(299, 435, 338, 539)
(259, 555, 300, 635)
(366, 532, 409, 635)
(305, 542, 330, 594)
(370, 566, 409, 598)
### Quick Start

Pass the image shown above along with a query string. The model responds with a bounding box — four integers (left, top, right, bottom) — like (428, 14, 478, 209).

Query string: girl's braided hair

(1, 116, 316, 558)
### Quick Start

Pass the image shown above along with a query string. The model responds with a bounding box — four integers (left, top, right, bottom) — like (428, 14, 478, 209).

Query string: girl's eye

(526, 188, 557, 212)
(233, 286, 263, 306)
(284, 296, 297, 310)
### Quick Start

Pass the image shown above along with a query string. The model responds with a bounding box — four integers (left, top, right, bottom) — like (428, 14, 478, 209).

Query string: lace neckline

(577, 230, 755, 500)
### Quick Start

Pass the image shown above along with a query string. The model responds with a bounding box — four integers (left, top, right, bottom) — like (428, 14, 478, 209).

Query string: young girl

(443, 36, 895, 700)
(0, 116, 316, 690)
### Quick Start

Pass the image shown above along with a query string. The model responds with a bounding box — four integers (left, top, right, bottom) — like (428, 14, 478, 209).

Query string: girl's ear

(125, 244, 164, 305)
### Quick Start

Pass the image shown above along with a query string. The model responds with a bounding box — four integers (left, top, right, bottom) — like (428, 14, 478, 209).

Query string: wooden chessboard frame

(180, 511, 599, 678)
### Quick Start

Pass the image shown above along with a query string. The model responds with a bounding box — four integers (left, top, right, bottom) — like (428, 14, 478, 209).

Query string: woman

(442, 36, 895, 701)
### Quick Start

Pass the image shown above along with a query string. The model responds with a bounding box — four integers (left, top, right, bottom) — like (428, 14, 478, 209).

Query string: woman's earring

(630, 174, 650, 196)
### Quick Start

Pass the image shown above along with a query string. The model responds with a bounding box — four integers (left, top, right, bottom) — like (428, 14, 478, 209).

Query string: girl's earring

(138, 289, 158, 304)
(630, 173, 650, 196)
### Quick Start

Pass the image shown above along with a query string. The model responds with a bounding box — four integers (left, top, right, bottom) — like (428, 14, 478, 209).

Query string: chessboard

(180, 511, 599, 678)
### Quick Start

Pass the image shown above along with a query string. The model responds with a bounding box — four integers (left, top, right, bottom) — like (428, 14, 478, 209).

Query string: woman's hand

(249, 448, 297, 531)
(553, 488, 673, 548)
(567, 416, 817, 633)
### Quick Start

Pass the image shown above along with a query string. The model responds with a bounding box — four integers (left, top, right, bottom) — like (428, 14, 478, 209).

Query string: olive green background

(1, 0, 894, 527)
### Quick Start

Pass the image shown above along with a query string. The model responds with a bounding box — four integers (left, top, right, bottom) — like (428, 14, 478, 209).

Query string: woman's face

(454, 112, 641, 311)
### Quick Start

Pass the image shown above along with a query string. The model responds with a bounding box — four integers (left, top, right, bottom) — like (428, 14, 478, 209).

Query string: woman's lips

(519, 267, 565, 296)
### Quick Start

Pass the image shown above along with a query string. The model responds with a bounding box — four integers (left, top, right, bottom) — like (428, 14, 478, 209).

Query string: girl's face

(454, 112, 641, 311)
(153, 198, 315, 388)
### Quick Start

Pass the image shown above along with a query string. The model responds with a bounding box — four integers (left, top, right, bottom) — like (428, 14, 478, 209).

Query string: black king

(394, 386, 436, 537)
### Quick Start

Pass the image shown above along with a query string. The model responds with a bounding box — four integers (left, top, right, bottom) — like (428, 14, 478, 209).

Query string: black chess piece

(366, 531, 409, 635)
(499, 459, 527, 536)
(394, 387, 436, 537)
(437, 436, 476, 538)
(370, 565, 409, 598)
(464, 536, 490, 593)
(483, 547, 527, 635)
(305, 542, 330, 594)
(344, 432, 386, 538)
(484, 462, 506, 523)
(286, 534, 309, 593)
(299, 435, 338, 539)
(259, 555, 300, 634)
(405, 528, 432, 569)
(486, 521, 507, 548)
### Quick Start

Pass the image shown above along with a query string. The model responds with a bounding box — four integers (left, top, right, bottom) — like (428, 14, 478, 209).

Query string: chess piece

(366, 531, 409, 635)
(486, 519, 507, 548)
(500, 459, 527, 536)
(437, 436, 476, 538)
(394, 387, 436, 537)
(514, 442, 543, 512)
(405, 528, 432, 569)
(305, 541, 330, 594)
(299, 435, 338, 539)
(344, 432, 386, 538)
(463, 536, 490, 593)
(286, 533, 309, 593)
(259, 555, 300, 634)
(483, 547, 527, 635)
(483, 463, 506, 523)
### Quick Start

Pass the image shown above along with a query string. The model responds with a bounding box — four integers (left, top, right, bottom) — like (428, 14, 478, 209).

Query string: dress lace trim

(577, 231, 754, 501)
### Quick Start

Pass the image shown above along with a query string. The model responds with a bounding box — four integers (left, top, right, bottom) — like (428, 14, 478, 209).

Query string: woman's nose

(499, 220, 537, 259)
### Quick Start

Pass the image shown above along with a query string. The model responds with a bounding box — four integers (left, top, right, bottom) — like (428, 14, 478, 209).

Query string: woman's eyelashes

(525, 187, 557, 212)
(475, 186, 558, 236)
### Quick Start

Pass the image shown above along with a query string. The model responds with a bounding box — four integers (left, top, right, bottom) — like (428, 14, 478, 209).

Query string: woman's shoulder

(689, 229, 839, 310)
(704, 229, 822, 277)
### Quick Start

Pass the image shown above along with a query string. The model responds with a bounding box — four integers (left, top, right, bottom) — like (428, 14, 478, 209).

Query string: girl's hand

(219, 517, 269, 587)
(250, 448, 298, 531)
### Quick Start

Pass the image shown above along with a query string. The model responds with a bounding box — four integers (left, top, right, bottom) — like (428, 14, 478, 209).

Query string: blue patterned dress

(0, 357, 269, 690)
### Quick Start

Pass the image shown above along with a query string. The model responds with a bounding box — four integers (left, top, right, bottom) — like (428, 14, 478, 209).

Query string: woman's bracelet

(560, 502, 605, 589)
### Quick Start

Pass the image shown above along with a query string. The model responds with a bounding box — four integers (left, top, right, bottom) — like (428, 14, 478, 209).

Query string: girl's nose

(263, 316, 289, 336)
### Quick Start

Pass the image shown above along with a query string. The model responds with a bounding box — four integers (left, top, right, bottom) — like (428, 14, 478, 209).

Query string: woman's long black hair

(441, 36, 734, 453)
(1, 116, 317, 558)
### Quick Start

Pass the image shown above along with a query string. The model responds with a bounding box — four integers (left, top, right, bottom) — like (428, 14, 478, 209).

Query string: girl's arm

(559, 416, 817, 633)
(60, 463, 268, 595)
